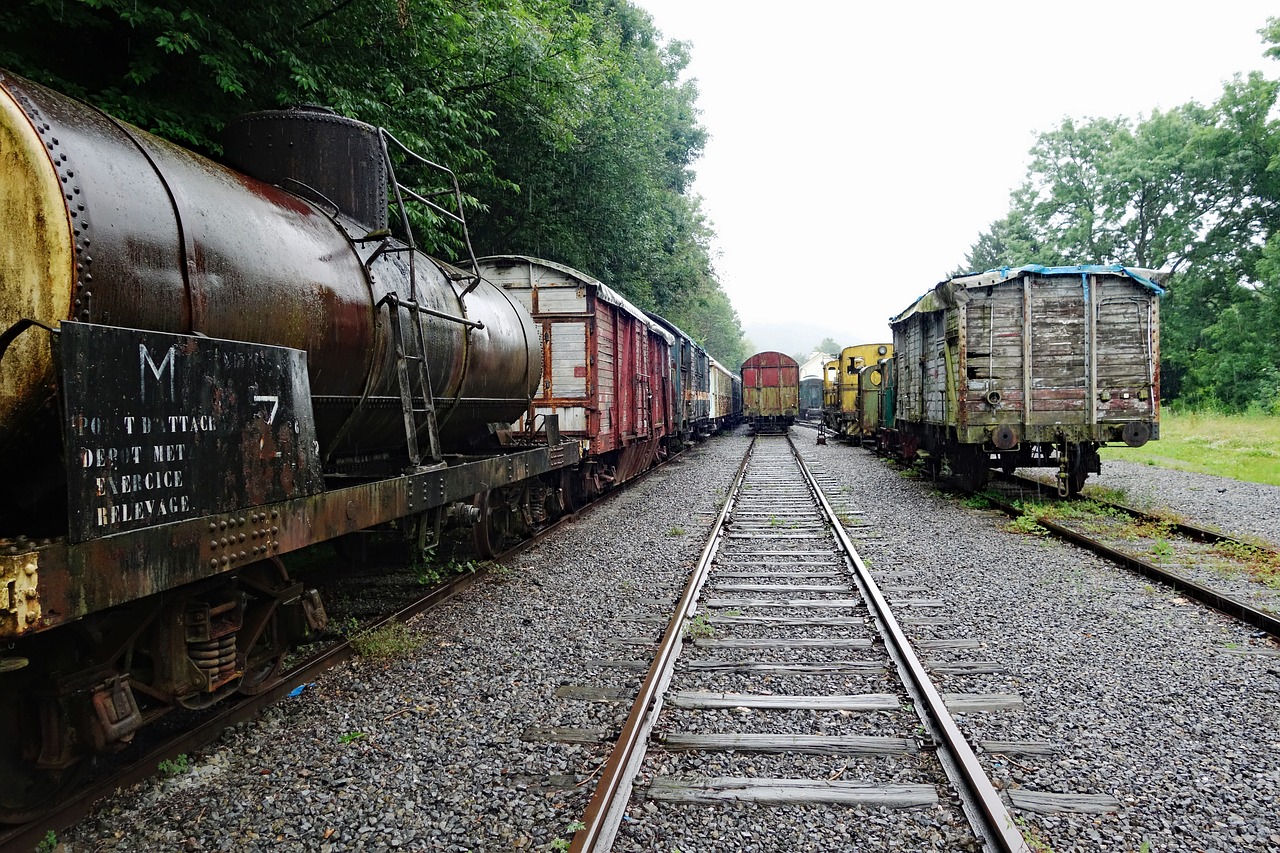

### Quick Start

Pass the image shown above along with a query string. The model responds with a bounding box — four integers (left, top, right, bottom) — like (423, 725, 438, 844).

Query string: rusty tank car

(882, 264, 1162, 494)
(0, 70, 582, 820)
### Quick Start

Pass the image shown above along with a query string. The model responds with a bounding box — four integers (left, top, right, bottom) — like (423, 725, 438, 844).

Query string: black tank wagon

(0, 70, 582, 819)
(883, 264, 1162, 494)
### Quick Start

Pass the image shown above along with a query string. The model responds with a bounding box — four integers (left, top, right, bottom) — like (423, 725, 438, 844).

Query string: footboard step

(646, 777, 939, 807)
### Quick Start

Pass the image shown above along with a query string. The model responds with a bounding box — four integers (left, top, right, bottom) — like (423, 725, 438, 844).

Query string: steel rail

(789, 436, 1032, 853)
(1, 437, 697, 852)
(984, 476, 1280, 639)
(570, 435, 757, 851)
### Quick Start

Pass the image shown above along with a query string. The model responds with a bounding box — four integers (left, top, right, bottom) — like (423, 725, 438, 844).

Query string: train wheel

(952, 448, 990, 493)
(1064, 446, 1089, 497)
(0, 677, 82, 823)
(472, 488, 518, 559)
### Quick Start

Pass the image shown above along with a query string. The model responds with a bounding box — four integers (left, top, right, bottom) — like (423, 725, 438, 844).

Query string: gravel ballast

(61, 429, 1280, 851)
(65, 433, 751, 852)
(797, 437, 1280, 853)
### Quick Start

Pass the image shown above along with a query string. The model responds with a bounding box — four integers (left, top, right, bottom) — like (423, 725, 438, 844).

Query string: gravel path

(796, 436, 1280, 853)
(64, 433, 751, 852)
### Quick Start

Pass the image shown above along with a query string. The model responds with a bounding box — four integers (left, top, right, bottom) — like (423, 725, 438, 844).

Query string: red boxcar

(472, 256, 674, 497)
(741, 351, 799, 434)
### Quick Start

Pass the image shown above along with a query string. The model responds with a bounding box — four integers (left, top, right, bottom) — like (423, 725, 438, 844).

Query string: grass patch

(1100, 409, 1280, 486)
(685, 613, 714, 640)
(1005, 513, 1049, 536)
(666, 526, 685, 537)
(349, 621, 424, 663)
(157, 754, 189, 776)
(1213, 539, 1280, 588)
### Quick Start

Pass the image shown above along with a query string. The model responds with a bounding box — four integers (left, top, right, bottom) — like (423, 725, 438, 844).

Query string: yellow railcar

(822, 343, 892, 442)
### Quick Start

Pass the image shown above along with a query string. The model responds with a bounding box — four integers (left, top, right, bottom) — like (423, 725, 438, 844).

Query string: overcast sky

(637, 1, 1278, 354)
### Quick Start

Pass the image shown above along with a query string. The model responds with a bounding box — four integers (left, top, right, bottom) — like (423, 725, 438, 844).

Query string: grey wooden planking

(713, 569, 845, 579)
(899, 616, 954, 626)
(707, 615, 867, 627)
(1007, 790, 1121, 814)
(554, 686, 631, 702)
(686, 660, 884, 675)
(604, 637, 656, 647)
(645, 777, 937, 807)
(942, 693, 1024, 712)
(710, 584, 853, 593)
(669, 691, 898, 711)
(981, 740, 1056, 756)
(926, 660, 1004, 675)
(891, 598, 945, 608)
(692, 637, 873, 650)
(521, 726, 609, 744)
(659, 732, 916, 755)
(581, 659, 648, 670)
(705, 598, 862, 609)
(916, 639, 983, 650)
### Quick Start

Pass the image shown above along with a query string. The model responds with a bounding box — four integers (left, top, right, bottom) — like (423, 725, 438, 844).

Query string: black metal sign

(60, 323, 323, 542)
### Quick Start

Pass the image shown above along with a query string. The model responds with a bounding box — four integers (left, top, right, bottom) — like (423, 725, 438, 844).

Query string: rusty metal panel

(741, 351, 800, 419)
(595, 298, 616, 450)
(60, 323, 322, 543)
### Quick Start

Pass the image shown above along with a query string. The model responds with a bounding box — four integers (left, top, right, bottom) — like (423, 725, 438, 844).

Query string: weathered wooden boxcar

(708, 356, 740, 431)
(741, 351, 799, 433)
(822, 343, 892, 441)
(887, 264, 1162, 493)
(646, 311, 703, 448)
(473, 256, 675, 496)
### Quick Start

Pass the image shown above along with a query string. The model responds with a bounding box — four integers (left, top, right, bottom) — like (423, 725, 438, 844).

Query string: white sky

(637, 1, 1278, 353)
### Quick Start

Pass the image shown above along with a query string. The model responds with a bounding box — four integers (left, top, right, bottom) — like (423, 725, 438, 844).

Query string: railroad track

(571, 434, 1031, 851)
(0, 447, 686, 853)
(980, 470, 1280, 638)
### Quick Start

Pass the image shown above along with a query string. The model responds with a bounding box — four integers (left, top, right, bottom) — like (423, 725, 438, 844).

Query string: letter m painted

(140, 344, 177, 402)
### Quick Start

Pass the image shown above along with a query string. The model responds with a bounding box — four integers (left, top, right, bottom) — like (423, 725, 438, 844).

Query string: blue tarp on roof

(980, 264, 1165, 295)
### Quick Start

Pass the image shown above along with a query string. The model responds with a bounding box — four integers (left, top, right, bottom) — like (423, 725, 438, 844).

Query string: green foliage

(959, 30, 1280, 412)
(349, 621, 424, 662)
(666, 526, 685, 536)
(157, 753, 190, 776)
(1005, 513, 1049, 537)
(36, 830, 57, 853)
(684, 612, 713, 640)
(338, 731, 366, 744)
(0, 0, 748, 357)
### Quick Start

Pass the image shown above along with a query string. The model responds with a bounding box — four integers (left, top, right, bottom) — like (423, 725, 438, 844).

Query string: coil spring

(188, 634, 237, 682)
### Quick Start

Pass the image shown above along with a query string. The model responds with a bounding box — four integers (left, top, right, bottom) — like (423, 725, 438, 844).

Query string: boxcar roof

(741, 350, 799, 370)
(890, 263, 1165, 326)
(474, 254, 674, 345)
(645, 310, 703, 354)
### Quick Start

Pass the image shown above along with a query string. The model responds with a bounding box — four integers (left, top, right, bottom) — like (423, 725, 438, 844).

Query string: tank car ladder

(373, 128, 485, 470)
(378, 292, 443, 470)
